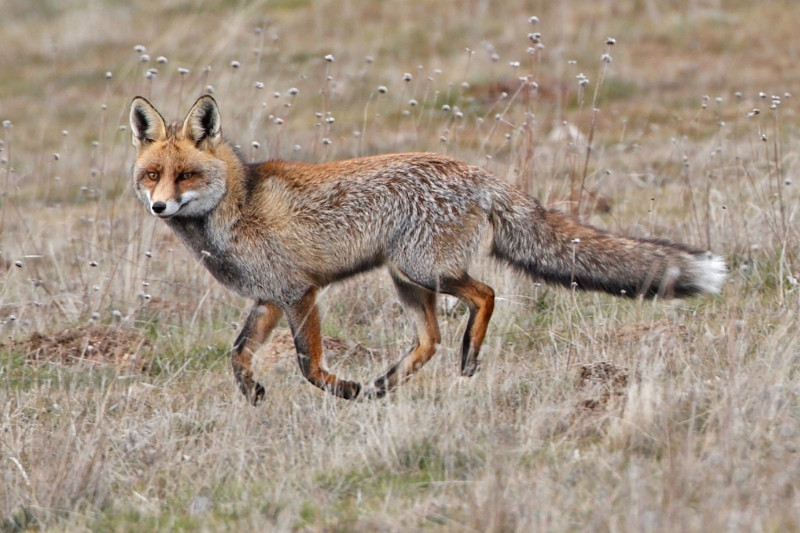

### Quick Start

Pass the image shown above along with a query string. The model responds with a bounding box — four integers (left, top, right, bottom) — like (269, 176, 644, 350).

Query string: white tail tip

(693, 253, 727, 294)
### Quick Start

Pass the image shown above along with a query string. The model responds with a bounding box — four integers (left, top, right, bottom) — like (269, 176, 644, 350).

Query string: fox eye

(146, 171, 159, 181)
(177, 171, 194, 182)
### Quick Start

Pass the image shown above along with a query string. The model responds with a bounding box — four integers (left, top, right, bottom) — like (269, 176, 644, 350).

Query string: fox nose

(152, 201, 167, 214)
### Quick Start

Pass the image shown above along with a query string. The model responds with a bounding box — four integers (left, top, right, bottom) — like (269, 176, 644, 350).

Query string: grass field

(2, 1, 800, 531)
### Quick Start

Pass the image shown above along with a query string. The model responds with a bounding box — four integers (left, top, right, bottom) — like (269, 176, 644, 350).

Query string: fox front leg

(284, 288, 363, 400)
(232, 302, 283, 405)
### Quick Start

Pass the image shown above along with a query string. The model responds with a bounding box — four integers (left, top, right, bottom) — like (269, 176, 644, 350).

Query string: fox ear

(182, 95, 222, 149)
(130, 96, 167, 149)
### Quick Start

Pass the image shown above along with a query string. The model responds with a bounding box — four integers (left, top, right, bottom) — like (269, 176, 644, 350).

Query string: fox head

(130, 95, 228, 218)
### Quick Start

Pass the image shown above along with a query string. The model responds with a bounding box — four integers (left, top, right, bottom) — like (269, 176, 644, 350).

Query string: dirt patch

(16, 325, 379, 376)
(576, 361, 631, 412)
(610, 319, 688, 346)
(262, 328, 379, 365)
(20, 325, 152, 372)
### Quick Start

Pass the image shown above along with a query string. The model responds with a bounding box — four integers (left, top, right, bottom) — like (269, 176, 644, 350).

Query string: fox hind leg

(233, 302, 283, 405)
(364, 271, 442, 398)
(440, 275, 495, 377)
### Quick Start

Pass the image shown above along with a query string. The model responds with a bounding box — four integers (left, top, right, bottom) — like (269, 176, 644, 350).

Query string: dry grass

(2, 0, 800, 531)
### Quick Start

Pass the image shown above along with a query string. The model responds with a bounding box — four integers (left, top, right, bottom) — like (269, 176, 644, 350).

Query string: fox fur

(130, 95, 726, 404)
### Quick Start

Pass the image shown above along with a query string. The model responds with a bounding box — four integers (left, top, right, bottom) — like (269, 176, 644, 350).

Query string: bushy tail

(488, 186, 726, 298)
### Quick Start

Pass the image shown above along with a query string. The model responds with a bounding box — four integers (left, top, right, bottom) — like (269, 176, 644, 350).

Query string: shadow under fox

(130, 95, 726, 404)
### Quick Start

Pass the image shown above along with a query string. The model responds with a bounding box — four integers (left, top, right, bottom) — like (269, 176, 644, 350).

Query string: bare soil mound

(20, 325, 152, 371)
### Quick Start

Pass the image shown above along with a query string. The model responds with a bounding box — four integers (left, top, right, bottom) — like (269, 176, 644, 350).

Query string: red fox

(130, 95, 726, 404)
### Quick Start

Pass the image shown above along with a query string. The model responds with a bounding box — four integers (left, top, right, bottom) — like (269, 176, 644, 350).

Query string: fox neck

(164, 211, 227, 256)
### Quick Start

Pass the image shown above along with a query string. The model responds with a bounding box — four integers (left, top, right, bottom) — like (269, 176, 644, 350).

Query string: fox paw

(331, 381, 362, 400)
(249, 382, 266, 406)
(238, 380, 266, 406)
(360, 380, 388, 401)
(460, 360, 481, 377)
